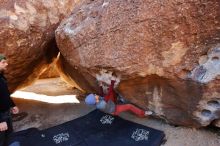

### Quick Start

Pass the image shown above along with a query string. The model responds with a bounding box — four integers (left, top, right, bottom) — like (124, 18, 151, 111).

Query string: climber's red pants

(101, 80, 145, 117)
(114, 104, 145, 117)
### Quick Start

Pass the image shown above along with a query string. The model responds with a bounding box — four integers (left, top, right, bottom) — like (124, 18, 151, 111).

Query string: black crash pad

(9, 110, 165, 146)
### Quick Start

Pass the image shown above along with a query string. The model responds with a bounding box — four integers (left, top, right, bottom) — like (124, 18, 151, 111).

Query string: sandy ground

(11, 78, 220, 146)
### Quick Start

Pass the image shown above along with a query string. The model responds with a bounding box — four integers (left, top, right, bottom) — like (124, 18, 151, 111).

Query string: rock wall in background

(56, 0, 220, 127)
(0, 0, 76, 91)
(39, 57, 59, 79)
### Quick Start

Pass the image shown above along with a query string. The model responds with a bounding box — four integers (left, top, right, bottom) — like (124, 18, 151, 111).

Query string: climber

(85, 80, 153, 117)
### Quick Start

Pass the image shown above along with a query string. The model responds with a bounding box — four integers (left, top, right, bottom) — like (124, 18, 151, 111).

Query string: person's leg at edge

(3, 117, 13, 146)
(0, 131, 6, 146)
(114, 104, 145, 117)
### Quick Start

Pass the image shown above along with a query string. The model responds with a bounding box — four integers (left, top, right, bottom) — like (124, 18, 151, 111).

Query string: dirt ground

(11, 78, 220, 146)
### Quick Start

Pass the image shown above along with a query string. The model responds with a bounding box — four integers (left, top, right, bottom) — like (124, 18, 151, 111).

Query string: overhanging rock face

(56, 0, 220, 127)
(0, 0, 76, 91)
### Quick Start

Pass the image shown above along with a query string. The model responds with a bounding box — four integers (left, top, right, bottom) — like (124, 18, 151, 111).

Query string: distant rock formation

(56, 0, 220, 127)
(39, 59, 59, 79)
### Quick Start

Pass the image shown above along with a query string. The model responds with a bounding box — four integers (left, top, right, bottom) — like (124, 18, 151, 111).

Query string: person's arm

(104, 80, 116, 102)
(11, 106, 19, 114)
(0, 114, 5, 123)
(9, 97, 15, 107)
(99, 82, 104, 97)
(9, 97, 19, 114)
(108, 80, 115, 95)
(0, 111, 9, 131)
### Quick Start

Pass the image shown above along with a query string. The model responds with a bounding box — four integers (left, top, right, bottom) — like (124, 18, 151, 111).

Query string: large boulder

(0, 0, 76, 91)
(56, 0, 220, 127)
